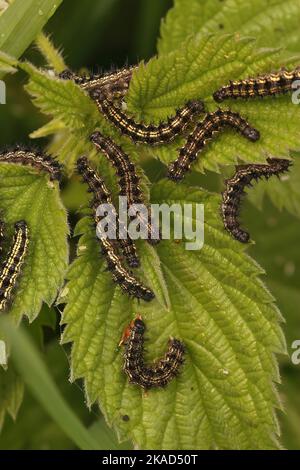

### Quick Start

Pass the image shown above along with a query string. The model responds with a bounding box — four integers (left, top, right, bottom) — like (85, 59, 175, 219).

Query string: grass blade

(0, 317, 118, 450)
(0, 0, 63, 60)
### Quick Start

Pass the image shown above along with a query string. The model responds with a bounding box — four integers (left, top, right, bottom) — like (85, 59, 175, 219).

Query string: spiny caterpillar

(90, 91, 205, 145)
(213, 67, 300, 102)
(0, 221, 29, 312)
(77, 158, 154, 301)
(121, 315, 185, 390)
(99, 236, 154, 301)
(76, 156, 139, 268)
(90, 131, 160, 245)
(222, 158, 292, 243)
(167, 109, 260, 181)
(0, 146, 63, 181)
(59, 65, 137, 101)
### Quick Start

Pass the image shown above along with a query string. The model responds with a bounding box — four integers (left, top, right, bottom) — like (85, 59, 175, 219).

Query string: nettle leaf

(0, 365, 24, 431)
(61, 180, 284, 450)
(0, 50, 17, 74)
(21, 60, 119, 165)
(21, 62, 99, 134)
(21, 62, 151, 202)
(0, 163, 69, 323)
(127, 35, 300, 171)
(158, 0, 300, 55)
(35, 32, 66, 73)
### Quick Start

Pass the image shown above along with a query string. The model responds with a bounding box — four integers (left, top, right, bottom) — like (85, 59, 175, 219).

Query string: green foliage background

(0, 0, 300, 450)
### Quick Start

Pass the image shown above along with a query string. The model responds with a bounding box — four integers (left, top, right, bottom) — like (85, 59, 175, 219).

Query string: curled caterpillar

(77, 158, 154, 301)
(76, 156, 139, 268)
(90, 131, 160, 245)
(121, 315, 185, 390)
(59, 65, 137, 101)
(167, 109, 260, 181)
(0, 146, 63, 181)
(90, 91, 205, 145)
(213, 67, 300, 102)
(222, 158, 292, 243)
(0, 220, 29, 311)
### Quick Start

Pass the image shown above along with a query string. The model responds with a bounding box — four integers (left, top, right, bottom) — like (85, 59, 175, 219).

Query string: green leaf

(21, 60, 101, 175)
(158, 0, 300, 55)
(22, 62, 152, 204)
(0, 50, 17, 74)
(126, 33, 300, 210)
(0, 365, 24, 431)
(0, 0, 63, 67)
(0, 340, 88, 449)
(0, 317, 112, 450)
(61, 180, 284, 449)
(127, 35, 300, 173)
(20, 62, 113, 174)
(0, 163, 69, 323)
(0, 339, 129, 449)
(35, 32, 67, 73)
(21, 62, 99, 133)
(30, 118, 66, 139)
(48, 131, 94, 175)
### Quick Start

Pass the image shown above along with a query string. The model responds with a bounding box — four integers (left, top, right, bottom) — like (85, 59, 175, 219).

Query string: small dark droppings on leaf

(122, 414, 130, 422)
(219, 24, 224, 29)
(191, 387, 194, 391)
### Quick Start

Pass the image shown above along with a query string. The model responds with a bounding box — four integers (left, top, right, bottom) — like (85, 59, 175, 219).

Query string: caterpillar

(167, 109, 260, 182)
(61, 67, 204, 145)
(77, 158, 154, 301)
(222, 158, 292, 243)
(213, 67, 300, 102)
(59, 65, 137, 101)
(90, 91, 205, 145)
(100, 237, 154, 301)
(90, 131, 160, 245)
(121, 315, 185, 390)
(0, 146, 63, 181)
(0, 220, 29, 311)
(76, 156, 139, 268)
